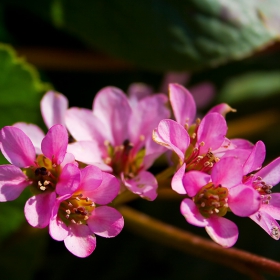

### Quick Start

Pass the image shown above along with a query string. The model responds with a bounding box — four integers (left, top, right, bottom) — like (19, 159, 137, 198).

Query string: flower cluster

(0, 82, 279, 256)
(153, 84, 280, 247)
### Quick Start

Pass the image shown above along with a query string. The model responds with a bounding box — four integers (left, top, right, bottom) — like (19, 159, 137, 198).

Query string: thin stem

(118, 205, 280, 279)
(156, 166, 175, 185)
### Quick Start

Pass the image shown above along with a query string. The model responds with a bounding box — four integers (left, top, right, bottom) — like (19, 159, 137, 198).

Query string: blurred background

(0, 1, 280, 279)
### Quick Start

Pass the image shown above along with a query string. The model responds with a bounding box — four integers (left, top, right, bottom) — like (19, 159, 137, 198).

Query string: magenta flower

(242, 142, 280, 239)
(153, 84, 235, 173)
(65, 86, 170, 200)
(49, 165, 124, 257)
(0, 125, 80, 228)
(179, 157, 261, 247)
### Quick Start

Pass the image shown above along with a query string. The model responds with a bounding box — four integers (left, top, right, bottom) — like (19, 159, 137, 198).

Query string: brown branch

(15, 47, 134, 71)
(118, 205, 280, 279)
(227, 109, 280, 138)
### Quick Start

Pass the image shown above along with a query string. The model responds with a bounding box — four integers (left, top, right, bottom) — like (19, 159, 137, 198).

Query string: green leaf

(0, 43, 51, 243)
(5, 0, 280, 71)
(218, 71, 280, 104)
(0, 43, 51, 130)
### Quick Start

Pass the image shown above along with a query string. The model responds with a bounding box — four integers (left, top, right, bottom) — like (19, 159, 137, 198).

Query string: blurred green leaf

(218, 71, 280, 103)
(0, 43, 51, 245)
(0, 43, 51, 131)
(4, 0, 280, 71)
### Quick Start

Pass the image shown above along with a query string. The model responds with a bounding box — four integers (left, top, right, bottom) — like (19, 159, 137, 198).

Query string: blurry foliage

(2, 0, 280, 71)
(0, 1, 279, 279)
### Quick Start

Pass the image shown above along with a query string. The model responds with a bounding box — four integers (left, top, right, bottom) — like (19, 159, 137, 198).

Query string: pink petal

(207, 103, 236, 117)
(93, 86, 132, 146)
(169, 83, 196, 126)
(49, 196, 70, 241)
(180, 198, 207, 227)
(49, 216, 69, 241)
(0, 165, 30, 201)
(13, 122, 45, 154)
(123, 171, 158, 201)
(211, 157, 243, 188)
(127, 83, 153, 105)
(67, 141, 110, 171)
(41, 91, 68, 128)
(87, 206, 124, 237)
(221, 148, 252, 166)
(65, 107, 109, 143)
(228, 185, 261, 217)
(82, 172, 120, 205)
(64, 224, 96, 258)
(190, 82, 215, 109)
(183, 170, 210, 197)
(56, 163, 80, 196)
(60, 152, 77, 169)
(143, 136, 168, 169)
(24, 192, 56, 228)
(171, 164, 187, 194)
(160, 72, 190, 94)
(243, 141, 266, 175)
(250, 210, 280, 240)
(197, 113, 227, 154)
(129, 94, 169, 151)
(255, 157, 280, 186)
(77, 165, 103, 192)
(153, 119, 190, 161)
(259, 193, 280, 221)
(206, 216, 238, 247)
(230, 139, 254, 150)
(0, 126, 36, 167)
(41, 124, 68, 165)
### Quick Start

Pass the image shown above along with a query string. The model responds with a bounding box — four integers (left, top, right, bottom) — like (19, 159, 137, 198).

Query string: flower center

(181, 121, 220, 173)
(184, 146, 220, 173)
(23, 154, 61, 194)
(104, 139, 145, 178)
(193, 183, 229, 218)
(251, 175, 272, 204)
(59, 193, 95, 226)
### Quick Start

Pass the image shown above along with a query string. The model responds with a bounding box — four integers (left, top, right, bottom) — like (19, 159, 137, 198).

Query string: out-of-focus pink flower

(65, 86, 170, 201)
(242, 142, 280, 239)
(49, 165, 124, 258)
(179, 157, 261, 247)
(0, 125, 79, 228)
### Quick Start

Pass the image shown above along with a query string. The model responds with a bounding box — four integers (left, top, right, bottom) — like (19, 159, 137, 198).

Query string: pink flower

(242, 142, 280, 239)
(65, 86, 170, 200)
(0, 125, 80, 228)
(153, 84, 253, 190)
(179, 157, 261, 247)
(49, 165, 124, 257)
